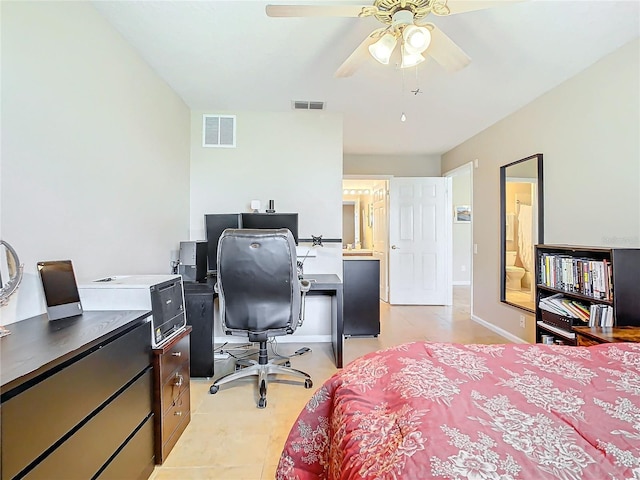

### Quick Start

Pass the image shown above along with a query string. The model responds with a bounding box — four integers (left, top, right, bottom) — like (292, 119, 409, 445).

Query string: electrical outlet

(519, 315, 526, 328)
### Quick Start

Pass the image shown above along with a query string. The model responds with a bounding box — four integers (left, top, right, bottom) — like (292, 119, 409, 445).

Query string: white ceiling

(92, 0, 639, 156)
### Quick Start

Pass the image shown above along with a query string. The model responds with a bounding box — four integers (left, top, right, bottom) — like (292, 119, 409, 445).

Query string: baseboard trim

(215, 335, 331, 344)
(471, 314, 528, 344)
(276, 335, 332, 343)
(453, 281, 471, 286)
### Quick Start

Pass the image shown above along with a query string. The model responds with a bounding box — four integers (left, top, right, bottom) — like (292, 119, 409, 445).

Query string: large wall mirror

(500, 154, 544, 312)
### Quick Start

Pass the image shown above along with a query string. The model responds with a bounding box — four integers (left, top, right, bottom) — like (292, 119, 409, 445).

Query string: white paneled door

(388, 177, 452, 305)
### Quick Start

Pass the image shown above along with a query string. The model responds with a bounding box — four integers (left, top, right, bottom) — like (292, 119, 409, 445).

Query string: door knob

(391, 245, 399, 250)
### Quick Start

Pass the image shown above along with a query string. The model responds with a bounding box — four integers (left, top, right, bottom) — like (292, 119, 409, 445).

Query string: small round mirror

(0, 240, 24, 306)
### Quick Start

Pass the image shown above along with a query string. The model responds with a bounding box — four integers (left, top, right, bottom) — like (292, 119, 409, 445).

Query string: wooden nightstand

(573, 326, 640, 346)
(152, 326, 192, 464)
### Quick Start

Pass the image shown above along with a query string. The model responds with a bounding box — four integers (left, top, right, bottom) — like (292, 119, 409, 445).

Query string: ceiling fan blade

(266, 4, 372, 18)
(334, 28, 386, 78)
(423, 24, 471, 72)
(439, 0, 525, 16)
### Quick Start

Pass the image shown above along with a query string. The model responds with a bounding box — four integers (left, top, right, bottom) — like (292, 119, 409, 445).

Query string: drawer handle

(172, 352, 182, 357)
(174, 374, 184, 387)
(175, 411, 183, 417)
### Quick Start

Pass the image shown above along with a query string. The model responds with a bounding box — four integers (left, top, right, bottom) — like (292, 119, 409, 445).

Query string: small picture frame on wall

(454, 205, 471, 223)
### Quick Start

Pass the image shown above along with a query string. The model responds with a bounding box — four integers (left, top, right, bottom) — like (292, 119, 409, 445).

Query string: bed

(277, 341, 640, 480)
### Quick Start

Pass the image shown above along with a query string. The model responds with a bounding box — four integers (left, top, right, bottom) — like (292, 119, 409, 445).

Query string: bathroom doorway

(343, 177, 389, 301)
(504, 179, 537, 311)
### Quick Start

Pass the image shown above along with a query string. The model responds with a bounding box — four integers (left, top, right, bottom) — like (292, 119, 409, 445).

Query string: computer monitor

(241, 213, 299, 245)
(37, 260, 83, 320)
(205, 214, 242, 273)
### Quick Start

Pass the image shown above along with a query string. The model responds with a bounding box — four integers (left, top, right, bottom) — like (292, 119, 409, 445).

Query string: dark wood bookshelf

(535, 244, 640, 346)
(536, 284, 613, 306)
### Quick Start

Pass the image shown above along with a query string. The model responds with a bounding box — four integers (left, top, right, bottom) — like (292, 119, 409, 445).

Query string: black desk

(304, 274, 344, 368)
(188, 274, 344, 369)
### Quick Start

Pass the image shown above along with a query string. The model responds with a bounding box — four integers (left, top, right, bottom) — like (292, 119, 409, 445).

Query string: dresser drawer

(162, 407, 190, 463)
(97, 414, 155, 480)
(2, 321, 151, 480)
(23, 368, 152, 480)
(161, 361, 190, 416)
(161, 387, 190, 441)
(158, 333, 190, 385)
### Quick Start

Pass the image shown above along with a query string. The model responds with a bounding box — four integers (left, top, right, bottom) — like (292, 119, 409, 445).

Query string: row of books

(538, 293, 614, 327)
(538, 253, 612, 300)
(590, 303, 614, 327)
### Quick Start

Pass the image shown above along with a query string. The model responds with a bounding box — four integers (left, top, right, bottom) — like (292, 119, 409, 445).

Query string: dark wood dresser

(152, 326, 191, 464)
(0, 310, 154, 480)
(573, 326, 640, 346)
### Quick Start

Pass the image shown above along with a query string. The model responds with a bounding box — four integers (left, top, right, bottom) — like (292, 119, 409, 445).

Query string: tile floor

(149, 287, 510, 480)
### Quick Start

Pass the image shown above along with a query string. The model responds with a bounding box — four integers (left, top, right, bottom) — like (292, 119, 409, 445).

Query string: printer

(78, 274, 186, 347)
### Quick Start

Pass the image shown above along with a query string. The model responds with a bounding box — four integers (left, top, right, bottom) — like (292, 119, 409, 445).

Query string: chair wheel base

(305, 379, 313, 389)
(209, 385, 219, 394)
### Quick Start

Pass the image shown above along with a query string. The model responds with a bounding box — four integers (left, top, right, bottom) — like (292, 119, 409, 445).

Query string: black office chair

(209, 228, 313, 408)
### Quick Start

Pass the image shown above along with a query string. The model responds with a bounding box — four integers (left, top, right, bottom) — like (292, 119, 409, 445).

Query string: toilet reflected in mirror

(505, 251, 525, 290)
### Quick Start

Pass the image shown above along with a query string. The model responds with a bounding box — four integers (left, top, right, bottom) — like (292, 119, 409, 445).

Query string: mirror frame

(499, 153, 544, 312)
(0, 240, 24, 306)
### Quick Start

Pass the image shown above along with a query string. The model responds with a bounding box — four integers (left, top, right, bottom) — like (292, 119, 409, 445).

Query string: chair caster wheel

(258, 397, 267, 408)
(305, 379, 313, 389)
(209, 385, 219, 394)
(284, 361, 291, 367)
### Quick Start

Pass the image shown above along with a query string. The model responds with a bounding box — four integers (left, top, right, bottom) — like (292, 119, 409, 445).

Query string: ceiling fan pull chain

(400, 67, 407, 122)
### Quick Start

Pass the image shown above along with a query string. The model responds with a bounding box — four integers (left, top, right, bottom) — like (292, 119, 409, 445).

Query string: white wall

(344, 154, 441, 176)
(189, 111, 343, 244)
(189, 110, 344, 340)
(1, 1, 191, 324)
(442, 38, 640, 343)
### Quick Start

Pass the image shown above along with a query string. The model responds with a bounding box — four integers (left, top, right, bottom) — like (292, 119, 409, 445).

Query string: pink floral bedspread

(277, 341, 640, 480)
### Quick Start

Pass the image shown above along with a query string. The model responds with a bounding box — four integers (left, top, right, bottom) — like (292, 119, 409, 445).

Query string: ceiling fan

(266, 0, 522, 78)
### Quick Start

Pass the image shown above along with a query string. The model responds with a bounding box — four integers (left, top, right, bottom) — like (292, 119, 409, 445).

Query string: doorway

(343, 176, 452, 305)
(343, 177, 389, 301)
(443, 162, 474, 311)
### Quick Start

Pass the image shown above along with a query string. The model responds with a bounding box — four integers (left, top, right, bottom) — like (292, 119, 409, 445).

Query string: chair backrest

(216, 228, 301, 340)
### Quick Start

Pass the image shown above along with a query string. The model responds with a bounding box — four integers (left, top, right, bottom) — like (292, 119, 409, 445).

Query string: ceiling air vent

(203, 114, 236, 148)
(292, 101, 326, 111)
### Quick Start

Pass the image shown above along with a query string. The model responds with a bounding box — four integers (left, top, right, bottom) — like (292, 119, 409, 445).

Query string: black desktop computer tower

(178, 241, 208, 283)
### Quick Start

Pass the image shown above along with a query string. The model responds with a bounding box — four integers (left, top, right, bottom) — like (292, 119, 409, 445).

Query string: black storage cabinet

(343, 258, 380, 336)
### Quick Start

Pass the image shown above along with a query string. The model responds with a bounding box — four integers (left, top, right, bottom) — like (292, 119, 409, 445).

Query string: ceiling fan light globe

(368, 33, 397, 65)
(400, 45, 425, 68)
(403, 25, 431, 54)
